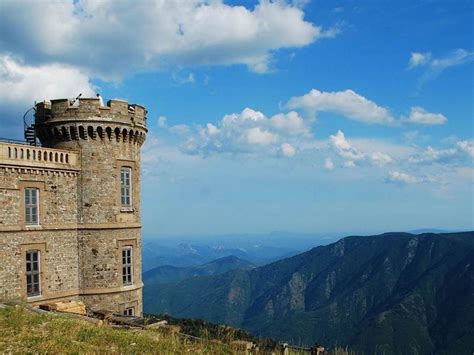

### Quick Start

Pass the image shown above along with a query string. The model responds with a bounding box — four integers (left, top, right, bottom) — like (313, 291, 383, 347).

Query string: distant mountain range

(143, 255, 255, 285)
(141, 232, 340, 271)
(144, 231, 474, 354)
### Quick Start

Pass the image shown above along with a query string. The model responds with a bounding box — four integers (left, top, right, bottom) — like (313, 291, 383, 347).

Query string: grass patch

(0, 305, 231, 354)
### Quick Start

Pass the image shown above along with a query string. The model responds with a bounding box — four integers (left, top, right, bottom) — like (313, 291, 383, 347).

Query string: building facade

(0, 97, 147, 316)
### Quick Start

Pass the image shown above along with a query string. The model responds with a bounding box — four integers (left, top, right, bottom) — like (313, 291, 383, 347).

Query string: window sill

(25, 224, 41, 229)
(120, 207, 134, 213)
(27, 294, 43, 300)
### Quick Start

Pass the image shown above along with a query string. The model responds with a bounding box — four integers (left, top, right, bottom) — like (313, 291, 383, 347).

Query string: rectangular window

(120, 167, 132, 207)
(26, 250, 41, 297)
(123, 307, 134, 316)
(122, 246, 133, 286)
(25, 188, 39, 225)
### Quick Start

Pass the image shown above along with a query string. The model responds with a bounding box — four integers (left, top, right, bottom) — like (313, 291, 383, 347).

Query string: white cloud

(430, 49, 474, 72)
(166, 107, 312, 156)
(386, 171, 430, 185)
(0, 54, 95, 136)
(408, 140, 474, 165)
(408, 52, 431, 68)
(0, 0, 336, 78)
(245, 127, 278, 145)
(404, 106, 447, 125)
(281, 143, 296, 157)
(172, 72, 195, 85)
(370, 152, 393, 166)
(410, 49, 474, 88)
(286, 89, 395, 124)
(206, 123, 220, 136)
(457, 140, 474, 158)
(324, 157, 334, 170)
(329, 130, 394, 167)
(329, 130, 365, 163)
(157, 116, 168, 128)
(270, 111, 311, 136)
(0, 55, 95, 107)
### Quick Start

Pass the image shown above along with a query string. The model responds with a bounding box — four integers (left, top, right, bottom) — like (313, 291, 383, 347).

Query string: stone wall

(0, 167, 80, 302)
(77, 228, 142, 290)
(0, 229, 80, 301)
(0, 97, 146, 316)
(0, 167, 78, 228)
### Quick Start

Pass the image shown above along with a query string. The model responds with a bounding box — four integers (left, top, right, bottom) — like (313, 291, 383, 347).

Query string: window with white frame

(120, 167, 132, 207)
(26, 250, 41, 297)
(25, 188, 39, 225)
(123, 307, 134, 316)
(122, 246, 133, 286)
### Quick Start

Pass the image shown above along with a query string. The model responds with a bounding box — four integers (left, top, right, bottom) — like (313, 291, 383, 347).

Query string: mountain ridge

(144, 231, 474, 354)
(143, 255, 255, 285)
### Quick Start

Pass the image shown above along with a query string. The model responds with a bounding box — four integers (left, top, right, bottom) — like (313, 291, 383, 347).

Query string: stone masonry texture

(0, 97, 147, 315)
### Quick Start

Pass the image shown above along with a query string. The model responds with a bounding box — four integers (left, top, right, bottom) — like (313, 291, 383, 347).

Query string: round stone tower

(35, 97, 147, 315)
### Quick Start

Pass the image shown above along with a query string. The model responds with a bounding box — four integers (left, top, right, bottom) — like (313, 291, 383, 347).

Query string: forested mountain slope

(144, 232, 474, 354)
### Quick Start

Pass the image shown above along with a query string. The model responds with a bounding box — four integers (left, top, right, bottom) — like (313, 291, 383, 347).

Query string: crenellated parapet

(35, 98, 147, 147)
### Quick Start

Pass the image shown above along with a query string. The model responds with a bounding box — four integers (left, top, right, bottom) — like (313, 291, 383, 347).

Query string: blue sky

(0, 0, 473, 236)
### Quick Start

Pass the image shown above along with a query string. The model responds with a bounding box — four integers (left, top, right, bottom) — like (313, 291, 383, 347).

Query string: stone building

(0, 97, 147, 316)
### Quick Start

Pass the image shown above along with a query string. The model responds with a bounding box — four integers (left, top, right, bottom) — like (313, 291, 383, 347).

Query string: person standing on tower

(97, 93, 104, 106)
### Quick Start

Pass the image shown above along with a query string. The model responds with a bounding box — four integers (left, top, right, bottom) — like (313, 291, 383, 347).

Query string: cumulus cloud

(0, 55, 95, 137)
(0, 0, 336, 78)
(167, 107, 311, 156)
(385, 171, 433, 185)
(330, 130, 364, 162)
(245, 127, 278, 145)
(286, 88, 452, 127)
(329, 130, 394, 167)
(270, 111, 310, 136)
(0, 55, 95, 106)
(286, 89, 395, 124)
(403, 106, 447, 125)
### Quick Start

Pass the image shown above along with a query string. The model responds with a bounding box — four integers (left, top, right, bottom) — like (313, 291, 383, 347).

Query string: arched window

(79, 126, 86, 140)
(97, 126, 104, 139)
(106, 127, 112, 140)
(61, 127, 68, 140)
(70, 126, 77, 140)
(88, 126, 94, 140)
